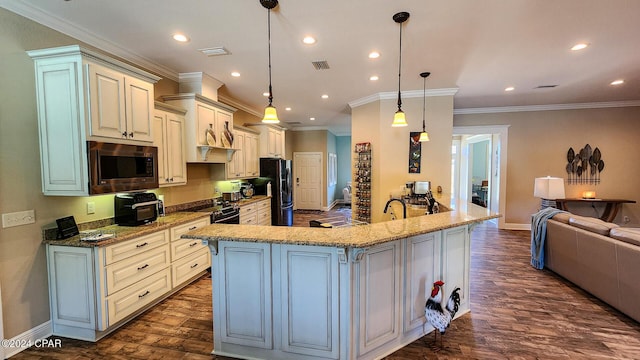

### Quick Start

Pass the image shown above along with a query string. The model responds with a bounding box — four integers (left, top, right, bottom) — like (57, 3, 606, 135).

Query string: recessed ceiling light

(285, 107, 292, 111)
(504, 86, 515, 92)
(263, 92, 270, 97)
(610, 79, 625, 86)
(310, 117, 315, 121)
(303, 36, 316, 45)
(172, 33, 190, 42)
(321, 94, 329, 99)
(369, 75, 379, 81)
(571, 43, 589, 51)
(231, 72, 240, 77)
(368, 51, 380, 59)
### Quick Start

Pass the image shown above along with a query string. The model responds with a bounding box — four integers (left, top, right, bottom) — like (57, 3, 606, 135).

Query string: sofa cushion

(551, 212, 571, 224)
(568, 215, 619, 235)
(610, 227, 640, 246)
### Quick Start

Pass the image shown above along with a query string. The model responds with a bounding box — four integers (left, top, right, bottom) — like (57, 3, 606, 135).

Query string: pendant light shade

(419, 71, 431, 142)
(392, 11, 410, 127)
(261, 0, 279, 123)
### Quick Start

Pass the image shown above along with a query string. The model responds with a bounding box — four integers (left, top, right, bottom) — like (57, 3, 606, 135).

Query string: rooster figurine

(424, 280, 461, 349)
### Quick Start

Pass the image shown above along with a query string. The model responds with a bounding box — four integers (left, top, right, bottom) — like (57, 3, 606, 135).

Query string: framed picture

(409, 132, 421, 173)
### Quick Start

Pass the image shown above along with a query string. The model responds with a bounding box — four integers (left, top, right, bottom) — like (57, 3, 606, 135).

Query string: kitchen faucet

(384, 198, 407, 219)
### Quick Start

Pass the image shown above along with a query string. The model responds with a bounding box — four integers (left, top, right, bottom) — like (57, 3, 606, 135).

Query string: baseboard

(502, 222, 531, 230)
(324, 199, 340, 211)
(4, 321, 52, 358)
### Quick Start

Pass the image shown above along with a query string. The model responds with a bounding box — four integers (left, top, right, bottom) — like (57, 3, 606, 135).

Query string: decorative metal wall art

(566, 144, 604, 184)
(409, 132, 421, 173)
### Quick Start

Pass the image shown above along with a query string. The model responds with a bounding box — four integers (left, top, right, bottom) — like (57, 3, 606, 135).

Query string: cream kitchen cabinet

(153, 102, 187, 186)
(87, 62, 155, 142)
(161, 93, 237, 163)
(45, 216, 211, 342)
(240, 198, 271, 226)
(226, 131, 245, 179)
(169, 218, 211, 288)
(226, 126, 260, 179)
(27, 45, 160, 196)
(245, 123, 286, 158)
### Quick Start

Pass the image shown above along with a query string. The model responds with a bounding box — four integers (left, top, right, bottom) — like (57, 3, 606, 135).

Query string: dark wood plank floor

(13, 210, 640, 359)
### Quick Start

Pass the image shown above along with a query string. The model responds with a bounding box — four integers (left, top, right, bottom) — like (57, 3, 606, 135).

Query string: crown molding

(2, 0, 179, 81)
(454, 100, 640, 115)
(217, 94, 263, 118)
(348, 88, 459, 109)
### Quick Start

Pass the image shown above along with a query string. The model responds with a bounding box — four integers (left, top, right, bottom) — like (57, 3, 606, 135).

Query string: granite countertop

(236, 195, 271, 207)
(43, 211, 211, 247)
(182, 201, 500, 248)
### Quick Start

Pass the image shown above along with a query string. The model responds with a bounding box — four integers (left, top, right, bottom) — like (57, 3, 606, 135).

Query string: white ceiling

(4, 0, 640, 134)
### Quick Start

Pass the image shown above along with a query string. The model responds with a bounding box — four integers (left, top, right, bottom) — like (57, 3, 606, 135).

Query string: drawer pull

(190, 263, 198, 269)
(189, 242, 199, 247)
(189, 226, 197, 231)
(137, 264, 149, 270)
(136, 242, 148, 248)
(138, 290, 150, 299)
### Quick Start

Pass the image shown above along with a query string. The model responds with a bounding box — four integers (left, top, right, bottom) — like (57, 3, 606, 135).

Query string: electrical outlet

(2, 210, 35, 228)
(87, 201, 96, 214)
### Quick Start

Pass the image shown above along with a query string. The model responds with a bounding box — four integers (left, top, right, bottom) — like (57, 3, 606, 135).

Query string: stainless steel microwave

(87, 141, 159, 194)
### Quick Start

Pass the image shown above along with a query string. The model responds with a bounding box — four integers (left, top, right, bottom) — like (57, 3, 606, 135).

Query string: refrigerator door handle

(282, 203, 293, 210)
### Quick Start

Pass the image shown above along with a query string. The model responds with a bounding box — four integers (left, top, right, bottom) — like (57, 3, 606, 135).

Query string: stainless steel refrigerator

(251, 158, 293, 226)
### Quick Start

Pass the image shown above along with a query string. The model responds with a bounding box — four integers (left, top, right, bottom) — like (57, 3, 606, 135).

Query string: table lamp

(534, 176, 565, 209)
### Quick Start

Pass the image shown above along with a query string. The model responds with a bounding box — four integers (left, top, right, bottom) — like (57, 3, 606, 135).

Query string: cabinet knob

(129, 132, 134, 138)
(190, 263, 198, 269)
(122, 131, 128, 138)
(170, 177, 174, 182)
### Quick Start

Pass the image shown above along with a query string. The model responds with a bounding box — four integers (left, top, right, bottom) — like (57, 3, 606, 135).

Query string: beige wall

(352, 95, 454, 223)
(454, 107, 640, 225)
(289, 130, 329, 208)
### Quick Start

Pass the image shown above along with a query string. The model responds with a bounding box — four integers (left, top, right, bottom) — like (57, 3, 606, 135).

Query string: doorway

(293, 152, 323, 210)
(453, 125, 509, 228)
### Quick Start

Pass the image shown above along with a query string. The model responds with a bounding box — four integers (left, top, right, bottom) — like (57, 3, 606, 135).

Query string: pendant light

(419, 72, 431, 142)
(260, 0, 279, 123)
(392, 11, 410, 127)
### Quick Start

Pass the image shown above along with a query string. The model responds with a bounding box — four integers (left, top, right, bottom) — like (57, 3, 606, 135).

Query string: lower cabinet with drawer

(45, 216, 211, 342)
(240, 198, 271, 226)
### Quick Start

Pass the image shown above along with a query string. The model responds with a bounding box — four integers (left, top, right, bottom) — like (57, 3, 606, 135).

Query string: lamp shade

(418, 131, 430, 142)
(533, 176, 565, 199)
(262, 105, 279, 124)
(391, 110, 408, 127)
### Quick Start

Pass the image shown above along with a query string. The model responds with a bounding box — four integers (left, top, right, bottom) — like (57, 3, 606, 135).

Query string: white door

(293, 152, 322, 210)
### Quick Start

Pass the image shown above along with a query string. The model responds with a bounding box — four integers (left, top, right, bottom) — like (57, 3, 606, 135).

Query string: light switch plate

(2, 210, 36, 228)
(87, 201, 96, 214)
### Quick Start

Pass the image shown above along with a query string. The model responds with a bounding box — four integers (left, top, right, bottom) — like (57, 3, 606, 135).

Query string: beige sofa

(545, 212, 640, 323)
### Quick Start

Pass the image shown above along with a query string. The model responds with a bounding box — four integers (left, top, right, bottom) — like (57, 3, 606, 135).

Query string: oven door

(212, 210, 240, 224)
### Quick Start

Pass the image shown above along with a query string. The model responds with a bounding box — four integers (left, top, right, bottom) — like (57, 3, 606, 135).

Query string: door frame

(292, 152, 324, 210)
(1, 280, 4, 360)
(453, 125, 509, 229)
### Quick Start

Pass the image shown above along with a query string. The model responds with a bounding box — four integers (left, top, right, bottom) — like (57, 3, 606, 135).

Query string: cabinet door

(441, 226, 470, 313)
(274, 130, 284, 158)
(166, 112, 187, 185)
(245, 133, 259, 177)
(227, 132, 245, 179)
(267, 128, 277, 156)
(152, 111, 169, 185)
(216, 241, 272, 349)
(124, 76, 154, 142)
(196, 102, 216, 146)
(35, 60, 88, 195)
(87, 63, 127, 139)
(216, 109, 233, 148)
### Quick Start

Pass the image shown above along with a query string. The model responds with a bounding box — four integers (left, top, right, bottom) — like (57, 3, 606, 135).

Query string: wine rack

(354, 142, 372, 223)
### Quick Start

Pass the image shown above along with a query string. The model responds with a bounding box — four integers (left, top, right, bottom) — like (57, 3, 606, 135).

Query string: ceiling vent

(198, 47, 231, 56)
(311, 60, 330, 70)
(285, 121, 302, 125)
(535, 85, 558, 89)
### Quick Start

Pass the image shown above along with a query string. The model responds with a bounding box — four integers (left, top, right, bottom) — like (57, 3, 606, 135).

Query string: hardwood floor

(13, 213, 640, 359)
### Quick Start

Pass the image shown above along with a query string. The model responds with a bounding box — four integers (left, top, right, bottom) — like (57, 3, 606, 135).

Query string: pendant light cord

(267, 8, 274, 106)
(397, 22, 403, 111)
(422, 75, 426, 131)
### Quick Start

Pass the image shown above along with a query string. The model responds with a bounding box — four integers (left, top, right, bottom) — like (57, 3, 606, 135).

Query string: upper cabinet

(27, 45, 160, 196)
(226, 126, 260, 180)
(153, 102, 187, 186)
(245, 124, 286, 158)
(161, 94, 237, 163)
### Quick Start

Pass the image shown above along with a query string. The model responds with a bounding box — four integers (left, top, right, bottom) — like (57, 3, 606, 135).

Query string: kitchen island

(183, 201, 499, 360)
